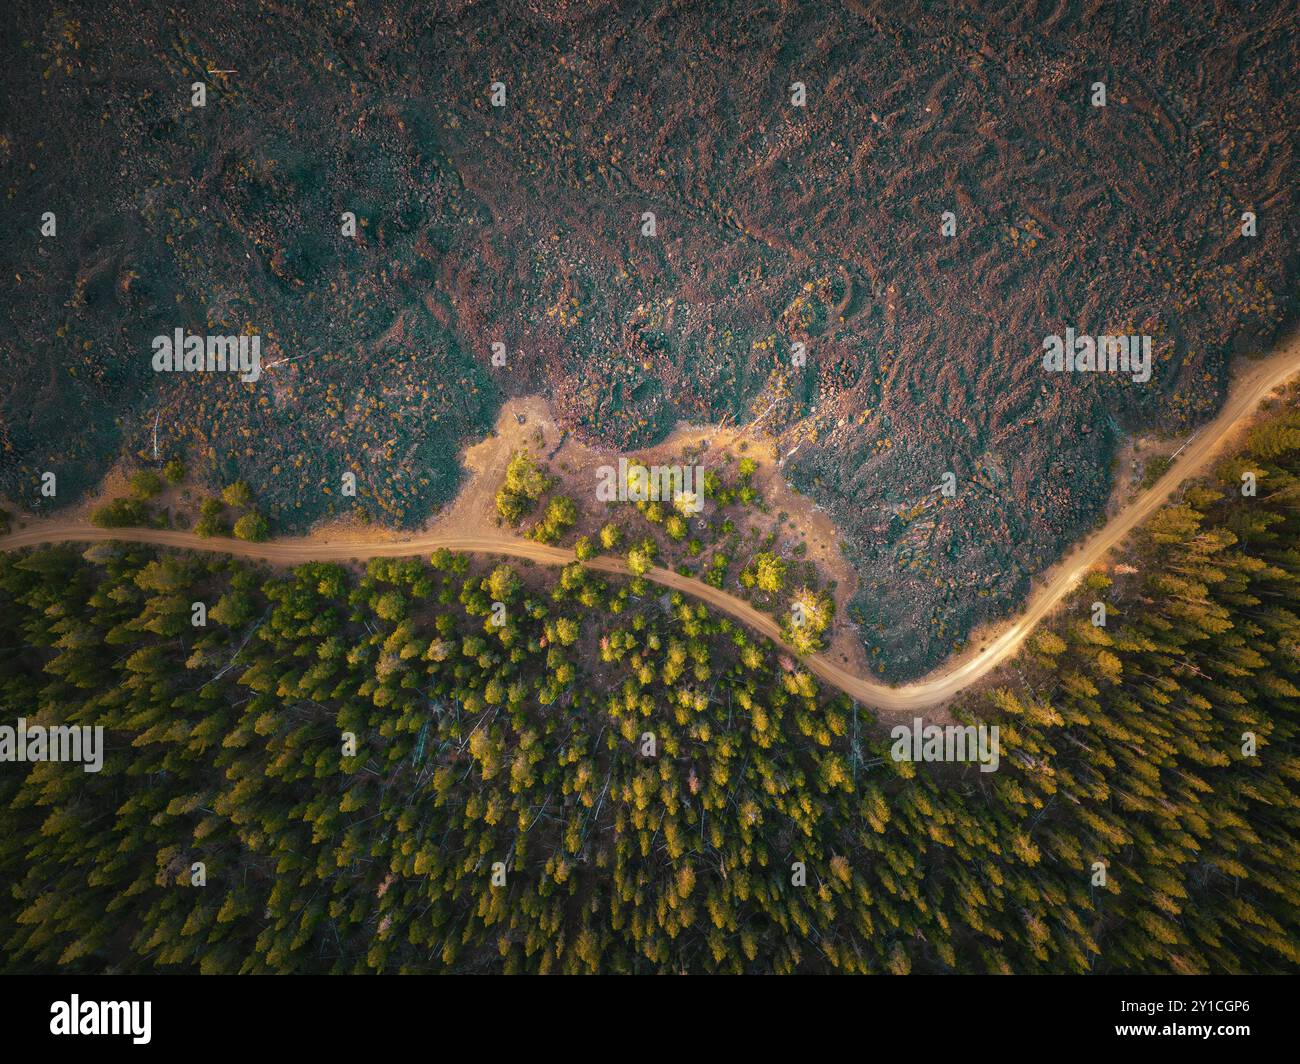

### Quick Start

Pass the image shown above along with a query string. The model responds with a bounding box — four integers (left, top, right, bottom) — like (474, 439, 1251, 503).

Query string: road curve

(3, 337, 1298, 712)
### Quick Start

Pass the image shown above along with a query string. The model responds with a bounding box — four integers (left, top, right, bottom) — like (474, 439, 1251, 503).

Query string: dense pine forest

(2, 407, 1298, 974)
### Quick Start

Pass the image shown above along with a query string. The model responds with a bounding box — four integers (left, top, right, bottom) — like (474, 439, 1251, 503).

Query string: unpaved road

(3, 337, 1298, 714)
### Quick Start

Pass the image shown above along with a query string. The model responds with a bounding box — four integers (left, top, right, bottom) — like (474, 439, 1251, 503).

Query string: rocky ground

(1, 0, 1296, 678)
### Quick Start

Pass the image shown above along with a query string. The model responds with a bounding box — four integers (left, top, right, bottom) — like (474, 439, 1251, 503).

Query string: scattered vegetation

(90, 498, 159, 530)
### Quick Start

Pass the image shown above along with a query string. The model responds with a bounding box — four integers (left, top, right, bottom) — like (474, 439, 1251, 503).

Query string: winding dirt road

(3, 338, 1298, 713)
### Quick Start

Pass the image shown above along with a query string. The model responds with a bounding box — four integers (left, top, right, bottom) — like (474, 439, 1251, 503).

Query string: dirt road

(3, 337, 1297, 714)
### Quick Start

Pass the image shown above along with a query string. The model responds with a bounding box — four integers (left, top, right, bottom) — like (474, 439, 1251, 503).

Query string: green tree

(752, 552, 786, 593)
(129, 469, 163, 500)
(90, 498, 151, 529)
(232, 512, 270, 542)
(486, 564, 520, 603)
(627, 539, 657, 576)
(222, 481, 254, 509)
(193, 498, 227, 538)
(531, 495, 577, 544)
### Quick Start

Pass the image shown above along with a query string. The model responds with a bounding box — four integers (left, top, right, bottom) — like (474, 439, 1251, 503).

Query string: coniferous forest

(1, 411, 1298, 975)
